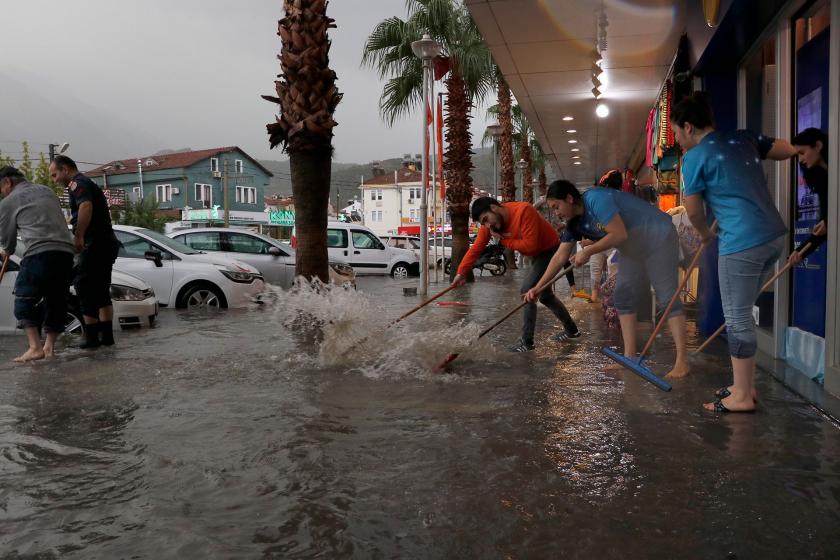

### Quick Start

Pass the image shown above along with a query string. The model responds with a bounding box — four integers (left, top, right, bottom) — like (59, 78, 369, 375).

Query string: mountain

(258, 146, 541, 204)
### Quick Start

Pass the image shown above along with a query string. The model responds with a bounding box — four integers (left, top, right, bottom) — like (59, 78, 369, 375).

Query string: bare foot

(14, 348, 46, 363)
(703, 392, 755, 412)
(718, 385, 758, 400)
(663, 361, 690, 380)
(43, 347, 56, 359)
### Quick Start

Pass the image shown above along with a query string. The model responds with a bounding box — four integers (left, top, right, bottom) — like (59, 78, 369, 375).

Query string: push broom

(0, 254, 9, 286)
(435, 263, 576, 371)
(600, 221, 718, 391)
(693, 242, 812, 354)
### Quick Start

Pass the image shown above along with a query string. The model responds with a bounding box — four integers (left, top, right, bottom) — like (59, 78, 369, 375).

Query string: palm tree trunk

(443, 71, 474, 282)
(290, 148, 332, 283)
(497, 78, 515, 201)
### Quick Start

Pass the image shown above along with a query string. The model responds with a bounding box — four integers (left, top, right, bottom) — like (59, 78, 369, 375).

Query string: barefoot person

(524, 180, 690, 379)
(451, 197, 579, 352)
(0, 166, 74, 362)
(673, 92, 798, 413)
(50, 155, 120, 349)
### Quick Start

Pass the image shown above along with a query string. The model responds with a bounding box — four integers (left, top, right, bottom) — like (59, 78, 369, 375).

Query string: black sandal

(715, 387, 731, 399)
(709, 398, 756, 414)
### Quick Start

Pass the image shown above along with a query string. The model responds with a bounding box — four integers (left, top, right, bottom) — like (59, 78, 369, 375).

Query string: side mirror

(268, 246, 282, 257)
(144, 250, 163, 268)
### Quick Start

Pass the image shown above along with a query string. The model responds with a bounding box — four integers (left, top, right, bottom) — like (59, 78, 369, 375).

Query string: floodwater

(1, 273, 839, 559)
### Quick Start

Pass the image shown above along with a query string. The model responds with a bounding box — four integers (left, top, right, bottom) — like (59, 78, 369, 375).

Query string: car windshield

(137, 229, 200, 254)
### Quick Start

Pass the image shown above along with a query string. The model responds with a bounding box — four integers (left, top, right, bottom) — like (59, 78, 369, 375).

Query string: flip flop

(709, 398, 756, 414)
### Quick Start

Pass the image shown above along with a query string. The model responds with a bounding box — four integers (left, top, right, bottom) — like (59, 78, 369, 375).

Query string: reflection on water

(0, 274, 839, 558)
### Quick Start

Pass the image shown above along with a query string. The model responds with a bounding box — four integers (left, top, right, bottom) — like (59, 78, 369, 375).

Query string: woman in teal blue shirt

(673, 92, 797, 413)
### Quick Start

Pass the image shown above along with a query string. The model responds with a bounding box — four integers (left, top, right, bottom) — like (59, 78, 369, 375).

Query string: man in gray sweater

(0, 166, 75, 362)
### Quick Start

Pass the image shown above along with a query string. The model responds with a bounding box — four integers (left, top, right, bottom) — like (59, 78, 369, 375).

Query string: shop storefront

(168, 208, 296, 240)
(686, 0, 839, 398)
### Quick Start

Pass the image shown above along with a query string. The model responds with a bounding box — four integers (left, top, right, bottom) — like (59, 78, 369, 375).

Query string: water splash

(259, 280, 499, 379)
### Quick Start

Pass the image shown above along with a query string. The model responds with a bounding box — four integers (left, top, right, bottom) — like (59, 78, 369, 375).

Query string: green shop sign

(269, 210, 295, 226)
(187, 206, 221, 221)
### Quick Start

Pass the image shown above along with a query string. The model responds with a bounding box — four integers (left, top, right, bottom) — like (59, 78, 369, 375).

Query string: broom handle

(693, 242, 812, 354)
(638, 220, 718, 359)
(0, 254, 9, 286)
(396, 284, 457, 322)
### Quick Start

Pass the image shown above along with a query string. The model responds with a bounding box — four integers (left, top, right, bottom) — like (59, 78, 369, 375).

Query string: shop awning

(466, 0, 687, 184)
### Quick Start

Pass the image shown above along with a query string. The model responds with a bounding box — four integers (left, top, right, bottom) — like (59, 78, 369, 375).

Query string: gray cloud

(0, 0, 492, 166)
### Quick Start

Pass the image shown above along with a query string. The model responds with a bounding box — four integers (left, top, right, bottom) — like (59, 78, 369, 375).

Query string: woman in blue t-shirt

(673, 92, 797, 413)
(524, 180, 690, 380)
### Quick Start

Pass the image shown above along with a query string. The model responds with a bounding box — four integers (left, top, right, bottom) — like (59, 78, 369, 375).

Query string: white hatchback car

(0, 252, 157, 335)
(112, 225, 265, 309)
(168, 228, 355, 289)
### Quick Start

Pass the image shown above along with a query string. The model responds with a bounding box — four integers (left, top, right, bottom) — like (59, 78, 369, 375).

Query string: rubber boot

(79, 323, 101, 349)
(99, 321, 115, 346)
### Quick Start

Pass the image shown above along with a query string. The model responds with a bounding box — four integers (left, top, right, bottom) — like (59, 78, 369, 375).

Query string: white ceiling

(466, 0, 687, 185)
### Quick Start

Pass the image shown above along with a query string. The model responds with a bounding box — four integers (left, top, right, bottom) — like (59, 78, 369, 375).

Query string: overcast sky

(0, 0, 492, 166)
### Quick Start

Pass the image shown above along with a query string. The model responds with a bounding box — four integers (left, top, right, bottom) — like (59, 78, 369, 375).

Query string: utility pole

(49, 144, 56, 162)
(137, 159, 144, 200)
(223, 159, 230, 227)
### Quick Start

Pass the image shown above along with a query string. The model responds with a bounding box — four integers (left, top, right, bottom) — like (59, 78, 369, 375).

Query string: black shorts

(74, 241, 119, 317)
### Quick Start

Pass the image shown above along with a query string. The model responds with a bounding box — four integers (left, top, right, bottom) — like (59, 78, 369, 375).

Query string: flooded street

(2, 273, 840, 559)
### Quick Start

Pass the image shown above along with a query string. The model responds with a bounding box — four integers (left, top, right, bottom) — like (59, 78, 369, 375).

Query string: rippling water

(1, 274, 839, 559)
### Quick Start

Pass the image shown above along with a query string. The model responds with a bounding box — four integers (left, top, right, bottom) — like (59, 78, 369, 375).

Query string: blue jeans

(718, 237, 784, 359)
(14, 251, 74, 333)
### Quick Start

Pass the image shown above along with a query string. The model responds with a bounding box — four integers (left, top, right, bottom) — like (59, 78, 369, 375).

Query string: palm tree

(532, 140, 548, 198)
(263, 0, 342, 283)
(362, 0, 493, 280)
(496, 70, 515, 202)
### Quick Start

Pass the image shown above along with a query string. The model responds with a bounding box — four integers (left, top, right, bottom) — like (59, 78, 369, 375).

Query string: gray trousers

(520, 246, 577, 344)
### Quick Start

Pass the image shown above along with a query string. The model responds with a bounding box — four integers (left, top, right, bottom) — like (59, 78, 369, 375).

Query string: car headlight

(329, 262, 354, 276)
(110, 284, 148, 301)
(220, 269, 257, 283)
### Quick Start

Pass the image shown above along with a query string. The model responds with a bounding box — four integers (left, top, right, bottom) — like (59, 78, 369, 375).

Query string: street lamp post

(485, 123, 503, 199)
(411, 33, 441, 296)
(48, 142, 70, 162)
(517, 158, 528, 201)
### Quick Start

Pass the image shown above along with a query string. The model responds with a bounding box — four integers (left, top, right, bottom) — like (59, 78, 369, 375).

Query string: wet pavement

(1, 272, 839, 559)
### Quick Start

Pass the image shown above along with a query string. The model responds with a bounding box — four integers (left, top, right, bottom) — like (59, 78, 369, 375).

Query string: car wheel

(444, 259, 452, 275)
(178, 283, 226, 310)
(64, 309, 84, 336)
(391, 262, 410, 279)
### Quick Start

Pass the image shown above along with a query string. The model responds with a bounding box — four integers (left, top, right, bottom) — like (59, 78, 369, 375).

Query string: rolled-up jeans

(520, 245, 577, 344)
(14, 250, 74, 333)
(718, 236, 784, 359)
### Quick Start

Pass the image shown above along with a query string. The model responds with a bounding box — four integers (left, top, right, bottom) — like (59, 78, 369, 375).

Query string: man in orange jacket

(451, 197, 579, 352)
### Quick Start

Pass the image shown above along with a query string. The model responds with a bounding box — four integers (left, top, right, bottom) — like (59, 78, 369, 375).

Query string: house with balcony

(86, 147, 273, 226)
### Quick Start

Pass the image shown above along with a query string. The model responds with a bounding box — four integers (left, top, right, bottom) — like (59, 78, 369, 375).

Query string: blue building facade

(87, 147, 272, 215)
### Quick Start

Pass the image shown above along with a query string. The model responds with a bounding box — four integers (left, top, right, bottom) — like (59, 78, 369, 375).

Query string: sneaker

(508, 339, 535, 352)
(551, 328, 581, 342)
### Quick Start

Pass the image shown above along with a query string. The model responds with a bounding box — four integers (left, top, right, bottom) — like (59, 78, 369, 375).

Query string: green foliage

(18, 142, 33, 181)
(113, 197, 172, 233)
(362, 0, 494, 126)
(0, 149, 17, 169)
(34, 152, 64, 196)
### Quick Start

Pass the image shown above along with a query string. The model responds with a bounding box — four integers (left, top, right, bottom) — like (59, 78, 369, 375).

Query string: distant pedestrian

(50, 155, 120, 349)
(0, 166, 75, 362)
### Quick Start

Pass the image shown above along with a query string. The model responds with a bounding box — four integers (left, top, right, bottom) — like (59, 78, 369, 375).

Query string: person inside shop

(673, 91, 798, 414)
(524, 180, 690, 379)
(451, 196, 580, 352)
(788, 128, 829, 265)
(586, 169, 623, 304)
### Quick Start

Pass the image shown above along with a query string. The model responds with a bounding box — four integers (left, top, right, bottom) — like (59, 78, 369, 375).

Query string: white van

(294, 222, 418, 278)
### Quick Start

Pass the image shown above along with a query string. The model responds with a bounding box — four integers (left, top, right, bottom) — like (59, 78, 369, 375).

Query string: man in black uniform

(50, 155, 120, 348)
